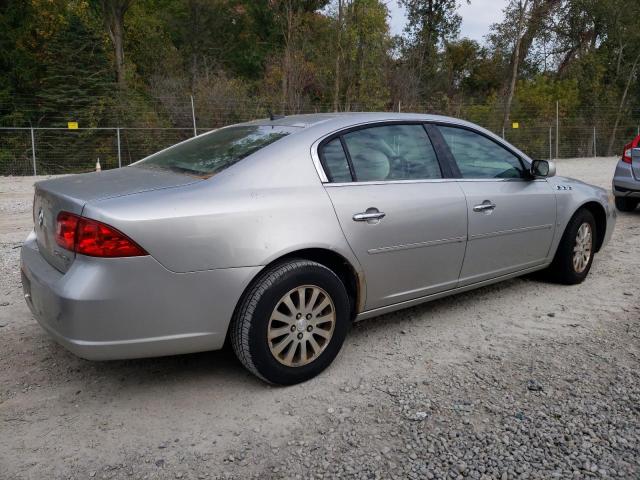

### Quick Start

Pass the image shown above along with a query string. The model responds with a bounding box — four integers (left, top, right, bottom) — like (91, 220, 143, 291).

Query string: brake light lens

(622, 142, 632, 164)
(55, 212, 147, 257)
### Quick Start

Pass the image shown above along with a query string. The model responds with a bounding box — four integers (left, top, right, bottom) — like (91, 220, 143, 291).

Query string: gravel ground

(0, 157, 638, 480)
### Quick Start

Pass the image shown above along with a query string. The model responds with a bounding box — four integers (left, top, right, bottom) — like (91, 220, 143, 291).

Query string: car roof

(242, 112, 469, 129)
(238, 112, 533, 163)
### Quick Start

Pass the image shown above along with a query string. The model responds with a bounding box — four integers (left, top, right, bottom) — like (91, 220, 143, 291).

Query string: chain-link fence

(0, 127, 210, 175)
(1, 97, 639, 175)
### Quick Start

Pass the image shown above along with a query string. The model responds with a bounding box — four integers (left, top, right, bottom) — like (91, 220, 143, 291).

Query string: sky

(387, 0, 508, 43)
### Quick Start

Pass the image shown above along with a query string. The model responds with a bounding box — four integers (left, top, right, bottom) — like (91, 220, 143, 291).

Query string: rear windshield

(133, 125, 296, 177)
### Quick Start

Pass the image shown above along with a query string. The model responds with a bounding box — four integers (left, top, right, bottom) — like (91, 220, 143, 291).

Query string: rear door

(319, 123, 468, 311)
(435, 124, 557, 285)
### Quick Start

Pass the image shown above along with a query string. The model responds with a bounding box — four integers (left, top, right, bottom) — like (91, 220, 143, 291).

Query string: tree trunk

(502, 0, 529, 131)
(100, 1, 132, 88)
(607, 53, 640, 155)
(333, 0, 343, 112)
(281, 0, 295, 114)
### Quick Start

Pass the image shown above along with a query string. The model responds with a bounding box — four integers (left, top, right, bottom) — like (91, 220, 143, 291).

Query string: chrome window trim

(310, 118, 533, 184)
(325, 178, 454, 187)
(310, 139, 330, 183)
(323, 177, 547, 188)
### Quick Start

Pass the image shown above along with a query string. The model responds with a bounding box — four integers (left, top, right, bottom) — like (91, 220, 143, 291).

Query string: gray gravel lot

(0, 157, 638, 480)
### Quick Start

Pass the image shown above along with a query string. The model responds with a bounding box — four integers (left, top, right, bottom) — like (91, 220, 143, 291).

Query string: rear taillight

(55, 212, 80, 251)
(55, 212, 147, 258)
(622, 142, 632, 164)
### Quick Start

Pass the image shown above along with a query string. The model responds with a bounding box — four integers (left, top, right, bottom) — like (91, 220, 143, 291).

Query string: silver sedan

(21, 113, 616, 384)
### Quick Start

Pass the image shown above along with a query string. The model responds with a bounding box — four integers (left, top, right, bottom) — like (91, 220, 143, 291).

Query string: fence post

(190, 95, 197, 137)
(556, 100, 560, 160)
(30, 127, 37, 176)
(116, 127, 122, 168)
(398, 101, 401, 113)
(593, 126, 596, 158)
(549, 126, 552, 160)
(502, 127, 505, 139)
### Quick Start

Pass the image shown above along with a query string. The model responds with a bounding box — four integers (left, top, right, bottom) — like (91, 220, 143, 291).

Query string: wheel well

(267, 249, 362, 319)
(580, 201, 606, 252)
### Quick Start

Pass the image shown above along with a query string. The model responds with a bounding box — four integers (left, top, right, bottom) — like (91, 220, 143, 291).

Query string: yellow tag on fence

(512, 122, 519, 129)
(67, 122, 78, 129)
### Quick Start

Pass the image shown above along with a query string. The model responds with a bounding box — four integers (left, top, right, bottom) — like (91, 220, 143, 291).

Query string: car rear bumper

(612, 160, 640, 197)
(20, 230, 260, 360)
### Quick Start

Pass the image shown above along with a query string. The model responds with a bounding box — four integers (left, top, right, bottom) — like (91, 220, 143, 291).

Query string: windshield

(133, 125, 297, 177)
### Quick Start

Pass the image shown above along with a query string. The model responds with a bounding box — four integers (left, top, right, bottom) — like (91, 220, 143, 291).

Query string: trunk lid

(33, 166, 199, 272)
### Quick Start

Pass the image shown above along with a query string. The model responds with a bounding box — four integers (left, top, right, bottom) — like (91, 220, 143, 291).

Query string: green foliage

(0, 0, 639, 174)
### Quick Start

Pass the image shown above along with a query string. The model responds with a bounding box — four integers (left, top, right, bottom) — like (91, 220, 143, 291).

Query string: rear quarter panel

(81, 133, 361, 276)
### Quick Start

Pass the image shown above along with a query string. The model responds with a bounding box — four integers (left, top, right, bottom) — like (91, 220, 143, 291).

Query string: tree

(499, 0, 531, 130)
(600, 0, 640, 154)
(399, 0, 463, 101)
(90, 0, 134, 87)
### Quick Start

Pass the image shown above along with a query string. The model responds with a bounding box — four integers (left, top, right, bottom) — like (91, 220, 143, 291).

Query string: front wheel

(230, 259, 350, 385)
(615, 197, 639, 212)
(546, 209, 596, 285)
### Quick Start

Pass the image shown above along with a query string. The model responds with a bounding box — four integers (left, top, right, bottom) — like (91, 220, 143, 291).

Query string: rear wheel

(546, 209, 596, 285)
(615, 197, 639, 212)
(230, 259, 350, 385)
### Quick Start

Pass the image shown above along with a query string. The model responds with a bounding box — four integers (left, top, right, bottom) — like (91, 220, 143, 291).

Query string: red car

(612, 134, 640, 211)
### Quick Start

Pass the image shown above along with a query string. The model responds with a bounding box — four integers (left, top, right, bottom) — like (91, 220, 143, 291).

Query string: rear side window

(344, 124, 441, 181)
(321, 138, 352, 182)
(134, 125, 296, 177)
(438, 125, 525, 179)
(320, 124, 441, 182)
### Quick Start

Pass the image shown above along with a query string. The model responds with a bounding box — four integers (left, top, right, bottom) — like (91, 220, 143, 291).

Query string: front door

(319, 123, 468, 310)
(436, 124, 557, 285)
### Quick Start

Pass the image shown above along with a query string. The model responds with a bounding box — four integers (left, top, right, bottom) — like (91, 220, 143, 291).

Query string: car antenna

(268, 109, 285, 121)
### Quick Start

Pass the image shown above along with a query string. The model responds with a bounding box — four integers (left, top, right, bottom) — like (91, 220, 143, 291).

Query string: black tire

(546, 209, 596, 285)
(615, 197, 639, 212)
(230, 259, 350, 385)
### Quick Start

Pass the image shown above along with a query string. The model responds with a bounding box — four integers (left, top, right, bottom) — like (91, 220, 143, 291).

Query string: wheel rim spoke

(271, 311, 294, 325)
(297, 287, 307, 310)
(308, 288, 320, 312)
(282, 295, 297, 315)
(313, 328, 332, 340)
(268, 326, 292, 340)
(267, 285, 336, 367)
(272, 335, 293, 356)
(283, 341, 298, 364)
(308, 335, 322, 355)
(312, 298, 331, 316)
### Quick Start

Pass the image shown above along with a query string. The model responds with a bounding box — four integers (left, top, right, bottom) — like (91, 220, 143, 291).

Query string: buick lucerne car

(612, 134, 640, 211)
(21, 113, 615, 384)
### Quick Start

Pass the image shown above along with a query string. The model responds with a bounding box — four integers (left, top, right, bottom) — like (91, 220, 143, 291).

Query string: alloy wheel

(572, 222, 592, 273)
(267, 285, 336, 367)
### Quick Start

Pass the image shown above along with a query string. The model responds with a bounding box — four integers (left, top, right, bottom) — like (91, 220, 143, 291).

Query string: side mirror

(530, 159, 556, 178)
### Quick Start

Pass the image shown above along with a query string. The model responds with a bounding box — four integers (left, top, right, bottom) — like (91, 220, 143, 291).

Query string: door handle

(473, 201, 496, 212)
(353, 208, 386, 222)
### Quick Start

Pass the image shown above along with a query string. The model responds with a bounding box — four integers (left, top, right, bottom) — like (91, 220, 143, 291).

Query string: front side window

(438, 125, 525, 179)
(134, 125, 296, 177)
